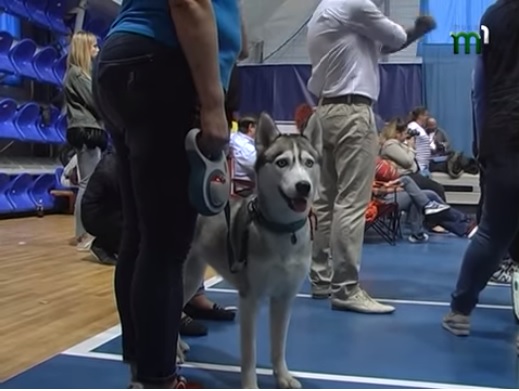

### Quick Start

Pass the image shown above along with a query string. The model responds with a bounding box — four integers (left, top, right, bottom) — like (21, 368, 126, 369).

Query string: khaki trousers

(310, 102, 378, 300)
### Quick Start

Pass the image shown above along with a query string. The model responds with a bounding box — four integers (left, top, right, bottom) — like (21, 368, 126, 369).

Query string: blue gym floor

(3, 235, 518, 389)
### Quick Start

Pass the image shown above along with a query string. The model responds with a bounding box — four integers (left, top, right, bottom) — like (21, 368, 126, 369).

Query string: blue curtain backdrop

(419, 0, 492, 154)
(239, 64, 423, 122)
(0, 11, 21, 86)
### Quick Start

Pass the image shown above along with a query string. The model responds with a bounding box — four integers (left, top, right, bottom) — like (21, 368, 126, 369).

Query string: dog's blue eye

(305, 160, 314, 168)
(276, 159, 288, 168)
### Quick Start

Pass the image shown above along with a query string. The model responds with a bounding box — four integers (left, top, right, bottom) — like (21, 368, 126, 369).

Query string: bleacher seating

(0, 3, 117, 217)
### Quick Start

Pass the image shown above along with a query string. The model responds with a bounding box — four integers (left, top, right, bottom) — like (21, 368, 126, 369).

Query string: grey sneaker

(488, 258, 514, 286)
(424, 201, 450, 215)
(442, 311, 470, 336)
(331, 289, 395, 314)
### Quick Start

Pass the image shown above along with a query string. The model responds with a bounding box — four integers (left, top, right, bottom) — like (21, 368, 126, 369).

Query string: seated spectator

(407, 107, 432, 176)
(81, 151, 235, 335)
(426, 117, 451, 156)
(229, 116, 256, 183)
(294, 103, 314, 134)
(373, 165, 450, 243)
(379, 117, 447, 200)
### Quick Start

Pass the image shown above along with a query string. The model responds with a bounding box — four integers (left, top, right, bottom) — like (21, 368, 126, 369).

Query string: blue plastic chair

(13, 102, 43, 142)
(0, 31, 15, 73)
(38, 105, 62, 143)
(9, 39, 38, 79)
(29, 173, 56, 210)
(46, 1, 68, 34)
(0, 173, 15, 214)
(24, 0, 50, 28)
(52, 54, 66, 85)
(5, 0, 30, 19)
(7, 174, 36, 212)
(0, 99, 22, 140)
(54, 113, 67, 142)
(33, 46, 59, 84)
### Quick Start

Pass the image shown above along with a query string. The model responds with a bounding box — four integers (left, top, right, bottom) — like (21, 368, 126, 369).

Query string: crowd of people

(58, 0, 518, 387)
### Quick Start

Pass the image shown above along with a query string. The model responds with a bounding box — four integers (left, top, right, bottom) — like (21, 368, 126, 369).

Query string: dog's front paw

(275, 372, 301, 389)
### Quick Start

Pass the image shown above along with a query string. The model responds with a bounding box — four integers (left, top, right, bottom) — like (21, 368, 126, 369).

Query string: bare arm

(169, 0, 224, 108)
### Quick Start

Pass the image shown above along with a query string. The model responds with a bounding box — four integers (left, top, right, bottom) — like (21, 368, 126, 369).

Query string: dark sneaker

(408, 233, 429, 243)
(90, 245, 117, 266)
(179, 315, 207, 337)
(184, 303, 236, 321)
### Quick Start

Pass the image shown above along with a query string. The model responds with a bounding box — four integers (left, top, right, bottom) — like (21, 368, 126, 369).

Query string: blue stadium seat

(9, 39, 37, 79)
(13, 102, 43, 142)
(38, 105, 62, 143)
(0, 31, 15, 73)
(0, 98, 22, 140)
(29, 173, 56, 210)
(33, 46, 59, 84)
(52, 54, 66, 85)
(0, 173, 15, 214)
(6, 173, 35, 212)
(46, 1, 68, 34)
(54, 113, 67, 142)
(24, 0, 51, 29)
(5, 0, 30, 19)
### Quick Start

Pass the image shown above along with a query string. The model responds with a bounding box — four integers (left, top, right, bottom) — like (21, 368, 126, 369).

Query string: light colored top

(229, 131, 256, 181)
(306, 0, 406, 100)
(380, 139, 418, 176)
(408, 121, 431, 171)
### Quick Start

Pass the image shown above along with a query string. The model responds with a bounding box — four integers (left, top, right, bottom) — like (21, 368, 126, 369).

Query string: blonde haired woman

(64, 31, 106, 251)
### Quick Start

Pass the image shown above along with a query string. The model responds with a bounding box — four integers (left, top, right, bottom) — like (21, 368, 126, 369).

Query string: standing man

(306, 0, 436, 314)
(443, 0, 519, 336)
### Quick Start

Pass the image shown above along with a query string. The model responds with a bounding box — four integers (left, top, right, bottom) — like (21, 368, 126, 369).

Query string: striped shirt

(408, 121, 431, 171)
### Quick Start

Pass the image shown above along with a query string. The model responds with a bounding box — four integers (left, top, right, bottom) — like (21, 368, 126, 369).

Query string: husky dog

(181, 112, 321, 388)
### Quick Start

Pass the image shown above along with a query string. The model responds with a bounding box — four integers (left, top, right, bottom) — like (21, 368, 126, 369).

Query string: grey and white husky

(181, 112, 321, 389)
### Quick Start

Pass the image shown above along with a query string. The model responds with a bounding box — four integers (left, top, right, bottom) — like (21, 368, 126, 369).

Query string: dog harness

(225, 197, 316, 273)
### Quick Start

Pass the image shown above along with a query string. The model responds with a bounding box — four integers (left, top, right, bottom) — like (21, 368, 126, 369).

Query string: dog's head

(254, 112, 321, 221)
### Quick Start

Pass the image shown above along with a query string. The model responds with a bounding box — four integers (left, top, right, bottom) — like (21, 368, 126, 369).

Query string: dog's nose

(295, 181, 311, 196)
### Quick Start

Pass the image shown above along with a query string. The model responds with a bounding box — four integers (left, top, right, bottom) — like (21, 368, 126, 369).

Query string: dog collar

(248, 198, 307, 241)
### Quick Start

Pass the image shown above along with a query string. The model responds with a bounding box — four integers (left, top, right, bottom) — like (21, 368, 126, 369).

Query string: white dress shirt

(229, 131, 256, 181)
(306, 0, 406, 100)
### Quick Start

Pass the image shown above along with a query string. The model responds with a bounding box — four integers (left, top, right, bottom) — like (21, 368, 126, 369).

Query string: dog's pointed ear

(255, 112, 279, 150)
(302, 112, 323, 156)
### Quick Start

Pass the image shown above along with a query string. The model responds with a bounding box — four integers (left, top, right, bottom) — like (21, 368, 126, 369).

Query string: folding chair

(227, 155, 255, 197)
(364, 181, 401, 245)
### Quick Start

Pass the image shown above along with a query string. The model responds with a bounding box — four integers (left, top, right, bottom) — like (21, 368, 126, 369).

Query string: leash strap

(225, 201, 249, 273)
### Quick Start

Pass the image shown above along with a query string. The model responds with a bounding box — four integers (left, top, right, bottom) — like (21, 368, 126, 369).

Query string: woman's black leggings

(92, 33, 198, 386)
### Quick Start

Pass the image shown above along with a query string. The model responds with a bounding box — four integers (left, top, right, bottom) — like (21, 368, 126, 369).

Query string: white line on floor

(61, 350, 491, 389)
(206, 286, 512, 310)
(64, 276, 224, 354)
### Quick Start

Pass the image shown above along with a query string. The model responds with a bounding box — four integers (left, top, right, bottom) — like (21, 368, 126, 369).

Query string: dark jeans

(423, 192, 471, 237)
(83, 212, 121, 255)
(92, 33, 198, 385)
(408, 172, 446, 201)
(477, 166, 519, 262)
(451, 153, 519, 315)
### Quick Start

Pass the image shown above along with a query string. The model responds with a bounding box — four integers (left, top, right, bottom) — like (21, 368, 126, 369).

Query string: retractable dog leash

(185, 128, 231, 216)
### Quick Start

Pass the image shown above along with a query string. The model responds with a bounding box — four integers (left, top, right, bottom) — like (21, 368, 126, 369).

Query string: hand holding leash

(199, 105, 229, 158)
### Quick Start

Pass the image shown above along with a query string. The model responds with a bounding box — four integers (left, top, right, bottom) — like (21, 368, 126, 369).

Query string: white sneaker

(468, 225, 478, 239)
(331, 289, 395, 314)
(408, 233, 429, 243)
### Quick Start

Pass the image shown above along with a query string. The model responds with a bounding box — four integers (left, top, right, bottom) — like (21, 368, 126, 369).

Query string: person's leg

(93, 33, 199, 386)
(444, 153, 519, 336)
(476, 167, 485, 224)
(74, 146, 101, 247)
(317, 102, 393, 313)
(408, 172, 446, 201)
(310, 137, 337, 298)
(423, 190, 474, 237)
